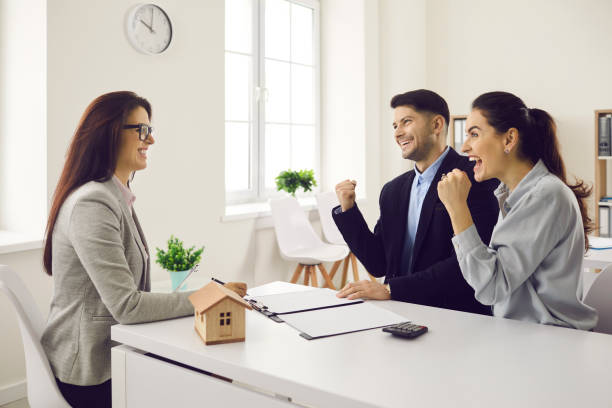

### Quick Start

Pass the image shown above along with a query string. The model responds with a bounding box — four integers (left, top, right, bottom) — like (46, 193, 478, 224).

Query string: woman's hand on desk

(336, 280, 390, 300)
(224, 282, 247, 297)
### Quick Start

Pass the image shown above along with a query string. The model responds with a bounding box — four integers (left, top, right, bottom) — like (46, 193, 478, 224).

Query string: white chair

(584, 264, 612, 334)
(316, 192, 378, 287)
(270, 197, 349, 289)
(0, 265, 70, 408)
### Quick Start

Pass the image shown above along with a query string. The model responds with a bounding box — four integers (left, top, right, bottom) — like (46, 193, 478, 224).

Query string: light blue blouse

(452, 160, 597, 330)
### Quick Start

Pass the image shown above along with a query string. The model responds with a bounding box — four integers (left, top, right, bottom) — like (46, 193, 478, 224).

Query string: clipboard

(245, 288, 363, 322)
(280, 302, 407, 340)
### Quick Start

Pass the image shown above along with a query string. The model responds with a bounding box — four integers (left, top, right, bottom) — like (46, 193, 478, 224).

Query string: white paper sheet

(280, 302, 407, 339)
(248, 288, 362, 315)
(247, 281, 316, 297)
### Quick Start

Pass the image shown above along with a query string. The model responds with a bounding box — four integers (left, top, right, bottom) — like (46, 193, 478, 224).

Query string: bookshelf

(595, 109, 612, 237)
(449, 115, 467, 151)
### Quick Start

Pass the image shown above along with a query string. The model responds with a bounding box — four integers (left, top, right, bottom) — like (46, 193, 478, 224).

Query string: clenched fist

(437, 169, 471, 214)
(335, 179, 357, 212)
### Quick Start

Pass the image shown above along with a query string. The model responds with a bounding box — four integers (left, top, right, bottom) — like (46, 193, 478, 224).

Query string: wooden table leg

(291, 264, 304, 284)
(341, 255, 350, 288)
(310, 265, 319, 287)
(350, 253, 360, 282)
(304, 266, 310, 286)
(317, 263, 336, 290)
(329, 260, 342, 280)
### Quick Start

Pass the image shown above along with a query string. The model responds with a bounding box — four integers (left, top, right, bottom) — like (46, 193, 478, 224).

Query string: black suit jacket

(333, 147, 499, 315)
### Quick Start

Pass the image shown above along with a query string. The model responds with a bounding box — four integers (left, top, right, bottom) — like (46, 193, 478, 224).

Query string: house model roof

(188, 281, 253, 313)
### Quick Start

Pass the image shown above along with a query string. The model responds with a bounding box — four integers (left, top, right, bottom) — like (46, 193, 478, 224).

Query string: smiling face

(116, 106, 154, 179)
(462, 109, 509, 182)
(392, 105, 438, 163)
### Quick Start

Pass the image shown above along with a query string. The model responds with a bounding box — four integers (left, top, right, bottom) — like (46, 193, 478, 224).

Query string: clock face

(126, 4, 173, 54)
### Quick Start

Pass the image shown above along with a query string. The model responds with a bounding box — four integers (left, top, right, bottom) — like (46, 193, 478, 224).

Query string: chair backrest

(0, 265, 70, 408)
(315, 192, 346, 245)
(584, 264, 612, 334)
(269, 197, 324, 256)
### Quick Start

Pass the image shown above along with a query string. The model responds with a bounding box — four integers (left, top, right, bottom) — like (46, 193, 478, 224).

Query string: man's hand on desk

(224, 282, 247, 297)
(336, 280, 390, 300)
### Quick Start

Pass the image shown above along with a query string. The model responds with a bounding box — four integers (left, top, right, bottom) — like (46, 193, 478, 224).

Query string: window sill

(222, 197, 318, 229)
(222, 196, 367, 230)
(0, 231, 44, 255)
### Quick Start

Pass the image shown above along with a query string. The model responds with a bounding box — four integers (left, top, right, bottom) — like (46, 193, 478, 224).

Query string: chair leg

(304, 266, 310, 286)
(368, 272, 378, 282)
(291, 264, 304, 284)
(329, 259, 342, 281)
(317, 263, 336, 290)
(341, 255, 350, 288)
(350, 252, 360, 282)
(310, 265, 319, 287)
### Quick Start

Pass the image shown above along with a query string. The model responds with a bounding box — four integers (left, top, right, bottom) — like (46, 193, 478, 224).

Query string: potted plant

(155, 235, 204, 291)
(275, 169, 318, 197)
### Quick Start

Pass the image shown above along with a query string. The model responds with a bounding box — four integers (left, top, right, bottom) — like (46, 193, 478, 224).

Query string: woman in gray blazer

(437, 91, 597, 330)
(41, 91, 246, 407)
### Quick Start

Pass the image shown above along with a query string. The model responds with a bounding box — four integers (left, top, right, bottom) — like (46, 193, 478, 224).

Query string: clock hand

(138, 18, 155, 33)
(150, 7, 154, 30)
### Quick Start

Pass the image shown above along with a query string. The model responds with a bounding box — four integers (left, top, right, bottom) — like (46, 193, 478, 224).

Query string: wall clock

(126, 4, 173, 55)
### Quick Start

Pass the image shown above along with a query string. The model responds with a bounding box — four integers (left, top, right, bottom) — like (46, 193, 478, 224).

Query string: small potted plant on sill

(275, 169, 318, 197)
(155, 235, 204, 292)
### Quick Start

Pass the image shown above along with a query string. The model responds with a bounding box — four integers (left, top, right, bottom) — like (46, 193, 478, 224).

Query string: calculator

(382, 322, 428, 339)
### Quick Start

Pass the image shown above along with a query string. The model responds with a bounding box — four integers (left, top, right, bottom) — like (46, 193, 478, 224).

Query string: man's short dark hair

(390, 89, 450, 127)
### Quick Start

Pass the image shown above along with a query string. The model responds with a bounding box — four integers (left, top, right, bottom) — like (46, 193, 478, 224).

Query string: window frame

(225, 0, 321, 205)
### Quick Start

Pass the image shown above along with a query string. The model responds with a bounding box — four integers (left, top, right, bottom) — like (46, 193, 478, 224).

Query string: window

(225, 0, 320, 204)
(0, 0, 46, 248)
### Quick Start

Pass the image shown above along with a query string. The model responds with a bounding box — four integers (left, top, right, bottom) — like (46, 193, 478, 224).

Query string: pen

(212, 277, 251, 297)
(211, 277, 226, 285)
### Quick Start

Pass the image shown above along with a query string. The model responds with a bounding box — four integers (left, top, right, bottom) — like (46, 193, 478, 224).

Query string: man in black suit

(333, 89, 498, 315)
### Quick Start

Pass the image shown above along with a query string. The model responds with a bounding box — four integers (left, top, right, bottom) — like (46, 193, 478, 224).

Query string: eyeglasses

(123, 124, 154, 141)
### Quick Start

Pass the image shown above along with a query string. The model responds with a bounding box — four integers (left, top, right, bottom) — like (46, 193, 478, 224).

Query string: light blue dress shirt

(400, 147, 450, 275)
(451, 160, 598, 330)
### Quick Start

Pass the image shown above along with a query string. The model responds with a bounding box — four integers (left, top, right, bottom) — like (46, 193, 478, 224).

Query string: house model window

(219, 312, 231, 326)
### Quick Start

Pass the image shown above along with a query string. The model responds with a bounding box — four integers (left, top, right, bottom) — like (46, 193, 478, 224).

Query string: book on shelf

(599, 205, 610, 237)
(598, 114, 612, 156)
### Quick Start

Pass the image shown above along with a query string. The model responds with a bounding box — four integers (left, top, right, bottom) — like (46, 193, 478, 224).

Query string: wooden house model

(188, 281, 252, 345)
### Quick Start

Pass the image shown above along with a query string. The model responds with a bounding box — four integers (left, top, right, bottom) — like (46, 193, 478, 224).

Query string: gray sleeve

(451, 189, 568, 305)
(68, 197, 193, 324)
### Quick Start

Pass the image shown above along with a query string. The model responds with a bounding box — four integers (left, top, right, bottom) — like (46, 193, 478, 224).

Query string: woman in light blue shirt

(437, 91, 597, 330)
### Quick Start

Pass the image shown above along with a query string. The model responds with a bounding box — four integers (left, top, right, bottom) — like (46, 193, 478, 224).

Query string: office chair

(584, 264, 612, 334)
(0, 265, 70, 408)
(315, 192, 378, 288)
(270, 197, 348, 289)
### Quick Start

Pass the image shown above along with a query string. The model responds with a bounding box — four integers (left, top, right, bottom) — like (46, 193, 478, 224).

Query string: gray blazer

(41, 179, 193, 385)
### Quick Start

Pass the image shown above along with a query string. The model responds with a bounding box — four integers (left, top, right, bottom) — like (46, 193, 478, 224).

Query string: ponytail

(472, 92, 592, 251)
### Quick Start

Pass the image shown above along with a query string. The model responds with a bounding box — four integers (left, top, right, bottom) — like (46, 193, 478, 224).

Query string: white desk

(584, 248, 612, 270)
(111, 282, 612, 408)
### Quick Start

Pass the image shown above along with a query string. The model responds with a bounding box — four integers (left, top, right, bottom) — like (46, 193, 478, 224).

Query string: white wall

(424, 0, 612, 210)
(320, 0, 367, 194)
(378, 0, 427, 182)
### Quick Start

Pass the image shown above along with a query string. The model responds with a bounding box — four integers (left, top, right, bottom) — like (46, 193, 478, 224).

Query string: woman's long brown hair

(43, 91, 152, 275)
(472, 91, 592, 251)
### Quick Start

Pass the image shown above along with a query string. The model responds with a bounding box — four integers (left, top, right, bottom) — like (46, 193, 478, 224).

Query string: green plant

(275, 169, 317, 196)
(155, 235, 204, 272)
